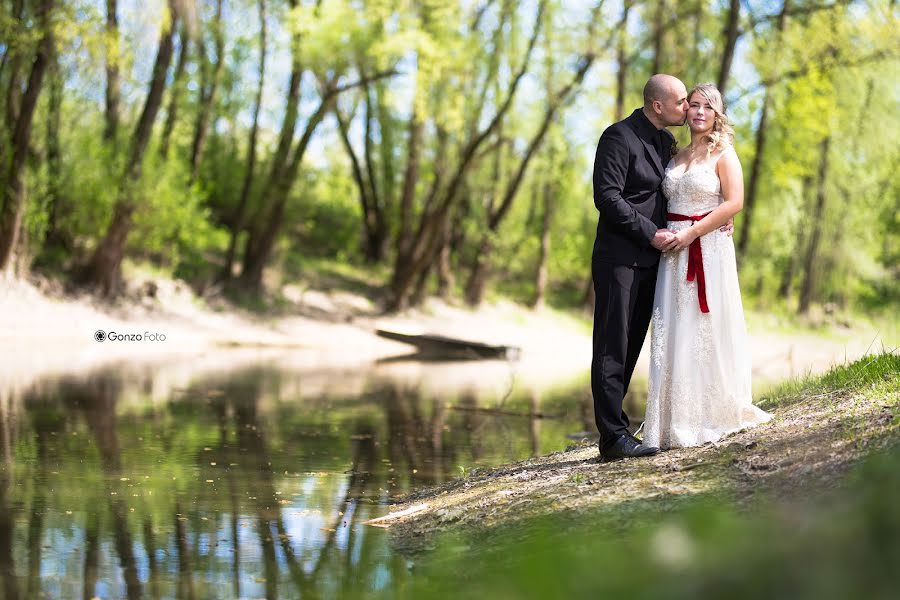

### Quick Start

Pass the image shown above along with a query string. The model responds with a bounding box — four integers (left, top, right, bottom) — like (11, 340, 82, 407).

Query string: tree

(79, 0, 180, 293)
(0, 0, 56, 273)
(221, 0, 267, 281)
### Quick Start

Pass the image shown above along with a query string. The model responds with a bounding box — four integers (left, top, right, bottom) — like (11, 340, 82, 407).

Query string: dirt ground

(369, 364, 898, 554)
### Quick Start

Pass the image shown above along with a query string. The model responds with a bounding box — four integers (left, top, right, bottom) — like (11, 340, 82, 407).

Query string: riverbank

(369, 353, 899, 556)
(1, 267, 894, 397)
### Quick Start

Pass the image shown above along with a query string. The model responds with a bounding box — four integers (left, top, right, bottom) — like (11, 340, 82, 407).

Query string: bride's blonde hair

(689, 83, 734, 155)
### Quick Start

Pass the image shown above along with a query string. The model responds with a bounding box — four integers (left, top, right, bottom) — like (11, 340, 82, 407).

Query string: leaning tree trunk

(738, 90, 770, 255)
(798, 136, 831, 314)
(236, 0, 304, 287)
(104, 0, 120, 142)
(0, 0, 56, 273)
(716, 0, 740, 95)
(189, 0, 225, 182)
(334, 98, 388, 263)
(238, 93, 337, 290)
(614, 1, 632, 122)
(463, 55, 593, 307)
(80, 0, 178, 294)
(221, 0, 267, 281)
(159, 22, 191, 158)
(386, 0, 546, 311)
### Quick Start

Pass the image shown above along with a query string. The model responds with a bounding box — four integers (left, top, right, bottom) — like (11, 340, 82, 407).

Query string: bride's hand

(670, 227, 698, 252)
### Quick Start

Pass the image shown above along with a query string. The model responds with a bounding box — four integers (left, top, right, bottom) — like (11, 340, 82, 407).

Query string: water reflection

(0, 360, 631, 598)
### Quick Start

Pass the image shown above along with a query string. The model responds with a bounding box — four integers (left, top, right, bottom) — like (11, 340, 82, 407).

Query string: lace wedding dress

(642, 154, 772, 449)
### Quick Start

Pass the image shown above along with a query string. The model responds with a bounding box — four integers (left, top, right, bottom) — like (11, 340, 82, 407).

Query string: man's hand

(720, 218, 734, 236)
(651, 229, 678, 252)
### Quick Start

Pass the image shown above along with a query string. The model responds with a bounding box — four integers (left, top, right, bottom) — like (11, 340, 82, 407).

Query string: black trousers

(591, 261, 658, 450)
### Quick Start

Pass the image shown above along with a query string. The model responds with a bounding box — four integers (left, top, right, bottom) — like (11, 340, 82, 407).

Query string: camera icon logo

(94, 330, 107, 342)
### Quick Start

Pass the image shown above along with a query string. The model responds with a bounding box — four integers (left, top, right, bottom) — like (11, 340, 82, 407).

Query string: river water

(0, 355, 648, 599)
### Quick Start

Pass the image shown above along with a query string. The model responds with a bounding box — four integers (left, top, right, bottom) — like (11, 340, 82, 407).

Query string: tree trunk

(436, 224, 455, 299)
(159, 23, 191, 158)
(334, 101, 388, 263)
(798, 136, 830, 314)
(463, 126, 504, 307)
(464, 235, 492, 306)
(189, 0, 225, 182)
(651, 0, 665, 75)
(614, 1, 632, 121)
(386, 0, 547, 311)
(3, 0, 27, 135)
(463, 54, 592, 307)
(238, 0, 304, 280)
(0, 0, 55, 273)
(41, 40, 67, 255)
(396, 108, 422, 259)
(80, 0, 178, 293)
(104, 0, 120, 141)
(738, 91, 769, 255)
(778, 177, 811, 300)
(717, 0, 741, 95)
(533, 177, 554, 309)
(221, 0, 267, 281)
(239, 93, 336, 289)
(738, 1, 789, 255)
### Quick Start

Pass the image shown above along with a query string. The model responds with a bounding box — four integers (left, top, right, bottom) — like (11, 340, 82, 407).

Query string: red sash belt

(667, 212, 711, 313)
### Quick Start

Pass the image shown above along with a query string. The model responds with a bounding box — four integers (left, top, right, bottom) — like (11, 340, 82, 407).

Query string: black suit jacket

(592, 108, 674, 267)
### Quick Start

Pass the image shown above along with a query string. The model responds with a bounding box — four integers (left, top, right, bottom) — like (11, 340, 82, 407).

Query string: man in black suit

(591, 74, 688, 462)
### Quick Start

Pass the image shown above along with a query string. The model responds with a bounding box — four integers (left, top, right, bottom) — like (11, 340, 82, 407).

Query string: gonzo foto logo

(93, 330, 166, 342)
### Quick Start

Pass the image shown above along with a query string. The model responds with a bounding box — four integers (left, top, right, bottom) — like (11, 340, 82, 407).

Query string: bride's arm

(670, 146, 743, 251)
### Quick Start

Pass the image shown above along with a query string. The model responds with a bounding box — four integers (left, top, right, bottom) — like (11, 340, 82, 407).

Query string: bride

(642, 83, 772, 449)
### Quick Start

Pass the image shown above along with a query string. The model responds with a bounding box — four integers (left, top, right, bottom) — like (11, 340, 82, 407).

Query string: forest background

(1, 0, 897, 318)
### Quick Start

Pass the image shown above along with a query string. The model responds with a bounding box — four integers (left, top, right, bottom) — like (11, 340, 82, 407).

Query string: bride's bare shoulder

(716, 143, 740, 161)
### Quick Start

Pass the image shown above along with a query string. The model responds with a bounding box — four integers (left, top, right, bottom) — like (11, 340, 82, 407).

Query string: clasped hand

(651, 220, 734, 253)
(651, 228, 694, 252)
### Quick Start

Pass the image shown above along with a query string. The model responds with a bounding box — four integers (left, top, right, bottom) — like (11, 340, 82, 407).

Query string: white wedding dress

(642, 153, 772, 449)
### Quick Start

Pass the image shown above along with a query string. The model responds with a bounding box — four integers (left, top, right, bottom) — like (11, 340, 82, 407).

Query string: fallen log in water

(375, 329, 521, 361)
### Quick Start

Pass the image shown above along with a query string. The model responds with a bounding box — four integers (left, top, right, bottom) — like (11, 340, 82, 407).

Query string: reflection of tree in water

(64, 374, 144, 600)
(0, 366, 410, 598)
(25, 394, 65, 599)
(2, 364, 587, 596)
(376, 379, 559, 487)
(203, 369, 397, 598)
(0, 388, 20, 600)
(378, 380, 454, 490)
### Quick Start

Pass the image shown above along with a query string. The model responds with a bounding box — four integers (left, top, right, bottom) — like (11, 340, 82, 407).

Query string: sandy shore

(1, 273, 892, 397)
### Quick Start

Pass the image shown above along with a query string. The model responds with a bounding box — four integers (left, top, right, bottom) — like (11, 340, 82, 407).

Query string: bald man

(591, 74, 688, 462)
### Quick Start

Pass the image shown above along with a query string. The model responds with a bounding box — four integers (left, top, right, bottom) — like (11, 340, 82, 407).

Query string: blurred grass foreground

(394, 353, 899, 600)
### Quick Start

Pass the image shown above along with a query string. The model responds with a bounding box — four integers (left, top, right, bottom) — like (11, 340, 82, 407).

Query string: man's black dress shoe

(598, 434, 659, 463)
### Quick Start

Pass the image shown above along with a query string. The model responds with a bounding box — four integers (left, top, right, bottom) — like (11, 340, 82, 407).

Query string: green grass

(758, 351, 900, 410)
